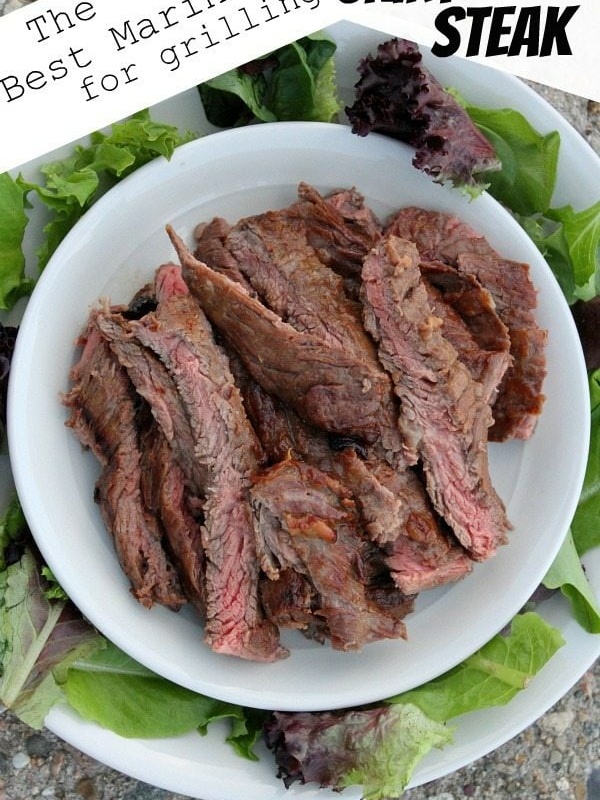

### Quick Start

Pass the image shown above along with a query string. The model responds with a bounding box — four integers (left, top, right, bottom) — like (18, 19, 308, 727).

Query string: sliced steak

(457, 251, 547, 440)
(94, 311, 206, 495)
(167, 225, 399, 450)
(98, 264, 285, 662)
(421, 259, 512, 402)
(384, 517, 473, 594)
(385, 207, 547, 439)
(217, 201, 372, 357)
(234, 349, 466, 589)
(194, 216, 256, 294)
(294, 182, 382, 287)
(250, 458, 408, 650)
(139, 421, 206, 616)
(260, 568, 321, 636)
(64, 323, 185, 610)
(361, 236, 511, 561)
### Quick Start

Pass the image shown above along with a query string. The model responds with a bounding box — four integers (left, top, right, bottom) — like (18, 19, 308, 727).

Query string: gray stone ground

(0, 0, 598, 798)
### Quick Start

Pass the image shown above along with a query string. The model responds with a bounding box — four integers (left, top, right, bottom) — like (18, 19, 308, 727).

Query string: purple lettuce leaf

(345, 38, 501, 188)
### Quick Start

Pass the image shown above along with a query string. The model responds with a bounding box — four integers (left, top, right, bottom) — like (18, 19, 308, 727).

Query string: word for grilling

(0, 0, 320, 104)
(337, 1, 580, 58)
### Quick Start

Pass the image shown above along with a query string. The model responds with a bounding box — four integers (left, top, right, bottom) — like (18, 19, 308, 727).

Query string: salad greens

(464, 104, 561, 216)
(464, 102, 600, 303)
(571, 370, 600, 556)
(0, 527, 101, 728)
(544, 531, 600, 634)
(387, 612, 565, 719)
(63, 643, 266, 759)
(0, 111, 193, 311)
(264, 613, 563, 800)
(0, 174, 32, 310)
(198, 33, 340, 128)
(0, 31, 599, 800)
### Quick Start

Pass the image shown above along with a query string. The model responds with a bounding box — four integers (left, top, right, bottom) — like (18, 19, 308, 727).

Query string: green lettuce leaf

(0, 492, 26, 570)
(518, 204, 600, 303)
(266, 612, 562, 799)
(0, 173, 35, 309)
(386, 613, 564, 721)
(340, 705, 453, 800)
(462, 102, 599, 303)
(0, 548, 102, 728)
(15, 110, 194, 273)
(543, 531, 600, 633)
(62, 642, 264, 758)
(199, 33, 340, 127)
(571, 370, 600, 555)
(465, 105, 560, 216)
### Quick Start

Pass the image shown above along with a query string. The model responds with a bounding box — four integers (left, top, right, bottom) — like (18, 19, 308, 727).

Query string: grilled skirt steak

(167, 225, 399, 449)
(139, 421, 207, 616)
(361, 235, 511, 561)
(385, 206, 547, 440)
(64, 324, 186, 610)
(250, 458, 409, 650)
(98, 264, 286, 662)
(64, 185, 547, 661)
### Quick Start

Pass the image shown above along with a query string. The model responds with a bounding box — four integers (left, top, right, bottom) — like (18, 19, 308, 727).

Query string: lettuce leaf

(0, 547, 102, 728)
(264, 704, 452, 800)
(62, 641, 265, 756)
(0, 174, 35, 309)
(465, 105, 560, 215)
(386, 612, 564, 721)
(543, 531, 600, 633)
(460, 100, 599, 304)
(518, 204, 600, 303)
(198, 33, 340, 127)
(0, 111, 194, 312)
(571, 370, 600, 555)
(16, 110, 194, 273)
(265, 613, 562, 798)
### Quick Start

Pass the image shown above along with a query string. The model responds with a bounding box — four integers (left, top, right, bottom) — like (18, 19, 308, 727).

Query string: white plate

(8, 118, 588, 713)
(4, 18, 598, 799)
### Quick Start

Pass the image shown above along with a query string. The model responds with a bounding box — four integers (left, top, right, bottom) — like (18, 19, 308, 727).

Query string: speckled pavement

(0, 1, 598, 798)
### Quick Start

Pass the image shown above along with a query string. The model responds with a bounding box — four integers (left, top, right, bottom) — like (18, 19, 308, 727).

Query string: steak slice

(234, 351, 469, 590)
(99, 264, 286, 662)
(250, 458, 408, 650)
(294, 182, 383, 287)
(140, 421, 207, 616)
(361, 236, 511, 561)
(421, 259, 512, 403)
(167, 225, 398, 449)
(384, 517, 473, 594)
(457, 251, 547, 440)
(216, 201, 374, 358)
(385, 207, 547, 440)
(260, 568, 321, 637)
(207, 204, 472, 586)
(94, 310, 207, 495)
(64, 323, 185, 610)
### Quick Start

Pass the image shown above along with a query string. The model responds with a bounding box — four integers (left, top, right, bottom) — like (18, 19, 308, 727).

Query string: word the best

(0, 0, 320, 104)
